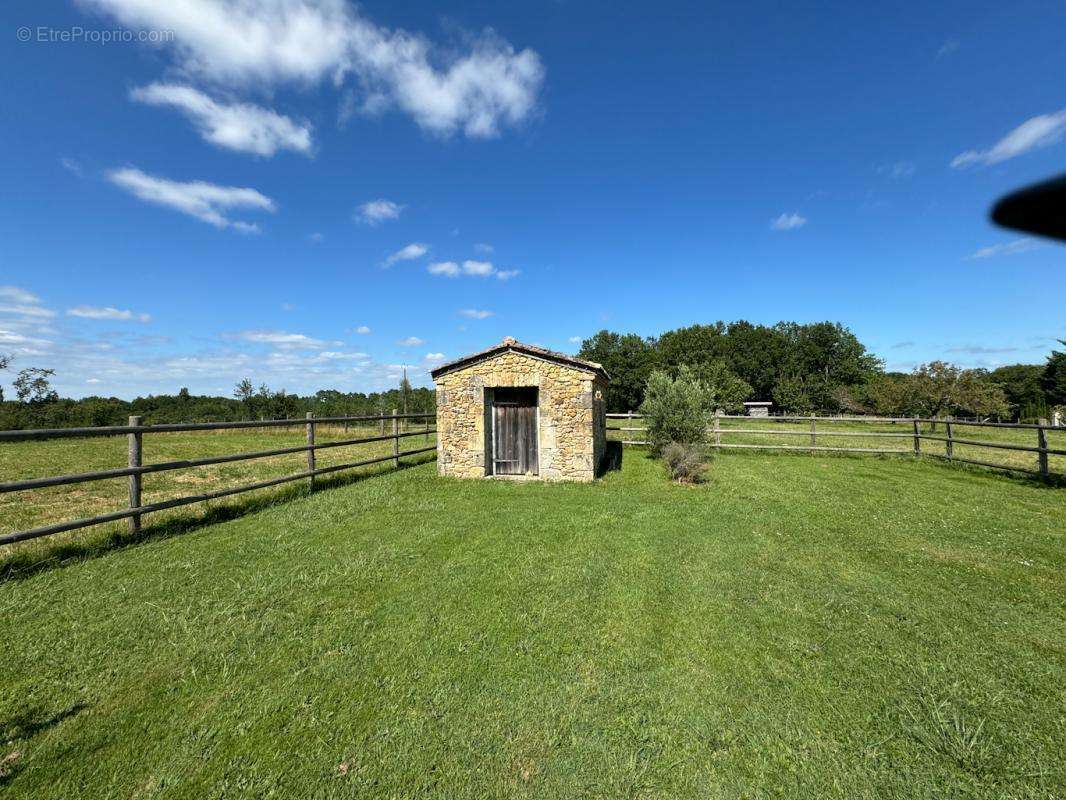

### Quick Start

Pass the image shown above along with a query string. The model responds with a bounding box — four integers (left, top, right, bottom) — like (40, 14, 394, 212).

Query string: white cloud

(429, 259, 519, 279)
(951, 109, 1066, 168)
(473, 242, 494, 253)
(309, 350, 368, 361)
(877, 161, 915, 179)
(0, 304, 55, 319)
(0, 286, 41, 305)
(228, 329, 326, 349)
(427, 260, 460, 277)
(130, 83, 312, 156)
(936, 40, 960, 59)
(67, 305, 151, 322)
(60, 157, 84, 176)
(385, 242, 429, 265)
(770, 212, 807, 231)
(355, 325, 371, 334)
(82, 0, 544, 139)
(107, 167, 275, 231)
(86, 377, 102, 384)
(459, 308, 493, 319)
(424, 352, 446, 362)
(462, 259, 495, 276)
(398, 336, 424, 346)
(965, 238, 1043, 260)
(356, 199, 404, 225)
(568, 336, 582, 344)
(308, 231, 324, 243)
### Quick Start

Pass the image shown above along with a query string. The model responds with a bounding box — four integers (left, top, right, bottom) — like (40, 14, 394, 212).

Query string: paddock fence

(607, 413, 1066, 479)
(0, 411, 437, 547)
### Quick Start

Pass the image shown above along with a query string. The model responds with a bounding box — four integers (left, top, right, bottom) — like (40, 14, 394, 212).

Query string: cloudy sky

(1, 0, 1064, 399)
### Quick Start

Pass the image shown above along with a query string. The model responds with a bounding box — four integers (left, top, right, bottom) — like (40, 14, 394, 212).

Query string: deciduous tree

(578, 330, 658, 412)
(14, 367, 58, 404)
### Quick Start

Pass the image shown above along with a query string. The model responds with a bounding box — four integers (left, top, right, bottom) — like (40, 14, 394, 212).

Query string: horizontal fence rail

(607, 413, 1064, 479)
(0, 411, 437, 547)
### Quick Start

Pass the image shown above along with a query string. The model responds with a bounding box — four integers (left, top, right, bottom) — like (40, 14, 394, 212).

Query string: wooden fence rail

(606, 413, 1064, 479)
(0, 411, 437, 547)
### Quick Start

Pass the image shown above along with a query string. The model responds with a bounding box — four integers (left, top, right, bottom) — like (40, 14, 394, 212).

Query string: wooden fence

(608, 413, 1065, 479)
(0, 411, 436, 547)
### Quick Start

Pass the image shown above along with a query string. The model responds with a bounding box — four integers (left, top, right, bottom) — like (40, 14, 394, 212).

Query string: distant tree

(863, 373, 914, 417)
(639, 365, 714, 455)
(953, 370, 1011, 419)
(399, 371, 412, 414)
(234, 378, 254, 403)
(1042, 341, 1066, 407)
(178, 386, 191, 401)
(866, 362, 1009, 420)
(778, 321, 883, 410)
(718, 321, 790, 400)
(578, 330, 658, 412)
(0, 352, 10, 402)
(656, 323, 727, 373)
(690, 360, 752, 412)
(14, 367, 58, 404)
(772, 375, 816, 415)
(990, 364, 1047, 419)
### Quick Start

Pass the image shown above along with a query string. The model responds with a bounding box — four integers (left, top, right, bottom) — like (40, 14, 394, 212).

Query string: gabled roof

(430, 337, 609, 381)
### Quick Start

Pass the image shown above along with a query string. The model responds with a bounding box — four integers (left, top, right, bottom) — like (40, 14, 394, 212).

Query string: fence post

(713, 410, 721, 449)
(1037, 425, 1049, 478)
(127, 415, 142, 534)
(392, 408, 400, 468)
(946, 417, 954, 462)
(810, 416, 816, 448)
(379, 412, 385, 436)
(424, 414, 430, 443)
(912, 416, 921, 456)
(306, 412, 316, 489)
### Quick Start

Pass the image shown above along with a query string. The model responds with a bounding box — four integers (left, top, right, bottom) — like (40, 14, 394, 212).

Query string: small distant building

(431, 338, 609, 481)
(743, 401, 772, 417)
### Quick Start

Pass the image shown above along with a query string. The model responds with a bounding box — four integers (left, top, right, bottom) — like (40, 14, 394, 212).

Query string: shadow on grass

(599, 441, 625, 475)
(0, 455, 436, 584)
(0, 702, 90, 787)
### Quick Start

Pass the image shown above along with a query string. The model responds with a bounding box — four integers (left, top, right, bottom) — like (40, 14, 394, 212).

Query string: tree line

(1, 327, 1063, 429)
(0, 359, 435, 430)
(577, 322, 1066, 420)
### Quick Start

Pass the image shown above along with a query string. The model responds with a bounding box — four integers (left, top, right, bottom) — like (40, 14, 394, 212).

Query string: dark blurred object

(991, 173, 1066, 241)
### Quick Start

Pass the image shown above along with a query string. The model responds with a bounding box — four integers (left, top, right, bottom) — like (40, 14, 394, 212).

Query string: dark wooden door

(492, 388, 538, 475)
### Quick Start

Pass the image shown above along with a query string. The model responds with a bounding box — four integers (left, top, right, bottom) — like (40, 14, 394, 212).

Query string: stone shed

(431, 338, 610, 481)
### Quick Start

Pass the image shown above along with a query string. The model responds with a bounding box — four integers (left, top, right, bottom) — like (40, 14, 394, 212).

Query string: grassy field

(608, 416, 1066, 475)
(0, 422, 437, 560)
(1, 451, 1063, 798)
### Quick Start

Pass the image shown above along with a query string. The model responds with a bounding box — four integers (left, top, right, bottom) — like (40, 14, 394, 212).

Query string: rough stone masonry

(431, 339, 609, 481)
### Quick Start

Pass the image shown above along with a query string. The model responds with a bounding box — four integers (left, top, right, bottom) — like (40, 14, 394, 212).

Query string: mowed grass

(608, 417, 1066, 475)
(0, 423, 437, 558)
(1, 452, 1064, 798)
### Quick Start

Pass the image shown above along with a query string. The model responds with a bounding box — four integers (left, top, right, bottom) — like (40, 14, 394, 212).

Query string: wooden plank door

(492, 389, 538, 475)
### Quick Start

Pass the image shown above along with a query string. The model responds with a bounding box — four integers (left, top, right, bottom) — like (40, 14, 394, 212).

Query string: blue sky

(1, 0, 1064, 399)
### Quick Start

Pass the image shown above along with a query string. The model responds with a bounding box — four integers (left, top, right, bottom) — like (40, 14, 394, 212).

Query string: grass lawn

(608, 418, 1066, 475)
(1, 452, 1064, 798)
(0, 423, 437, 555)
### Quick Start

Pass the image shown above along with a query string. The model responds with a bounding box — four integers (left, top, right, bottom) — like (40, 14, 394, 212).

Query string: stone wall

(435, 350, 604, 481)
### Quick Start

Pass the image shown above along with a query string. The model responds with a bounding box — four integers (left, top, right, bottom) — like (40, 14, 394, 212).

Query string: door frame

(487, 386, 539, 477)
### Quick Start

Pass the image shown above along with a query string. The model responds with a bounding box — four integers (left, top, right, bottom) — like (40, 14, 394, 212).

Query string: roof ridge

(429, 338, 608, 380)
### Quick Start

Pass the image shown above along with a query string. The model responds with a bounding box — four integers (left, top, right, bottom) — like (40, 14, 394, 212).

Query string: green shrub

(662, 442, 709, 483)
(639, 365, 714, 455)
